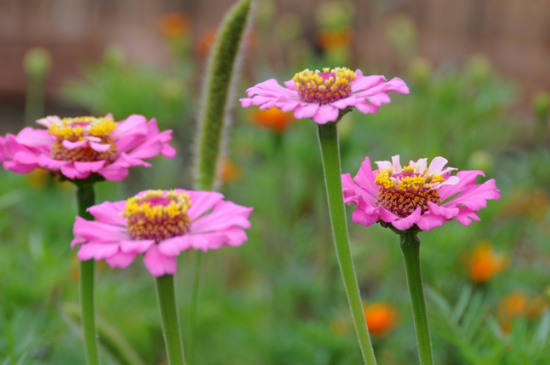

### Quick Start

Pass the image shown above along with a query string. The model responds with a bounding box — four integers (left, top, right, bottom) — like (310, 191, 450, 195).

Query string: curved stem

(76, 183, 100, 365)
(317, 122, 377, 365)
(187, 251, 203, 365)
(156, 274, 186, 365)
(399, 231, 434, 365)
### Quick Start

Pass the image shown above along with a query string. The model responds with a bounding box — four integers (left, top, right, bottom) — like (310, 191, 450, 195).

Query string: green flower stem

(399, 231, 434, 365)
(155, 274, 186, 365)
(317, 122, 377, 365)
(75, 182, 100, 365)
(187, 251, 203, 365)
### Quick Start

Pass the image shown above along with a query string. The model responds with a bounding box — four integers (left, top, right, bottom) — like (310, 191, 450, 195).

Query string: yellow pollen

(49, 116, 117, 140)
(122, 190, 193, 242)
(292, 67, 356, 104)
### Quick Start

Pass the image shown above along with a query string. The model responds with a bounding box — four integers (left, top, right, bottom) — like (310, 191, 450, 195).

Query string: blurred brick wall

(0, 0, 549, 99)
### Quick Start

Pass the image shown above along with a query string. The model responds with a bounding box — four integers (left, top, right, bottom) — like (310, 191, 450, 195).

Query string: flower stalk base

(75, 182, 100, 365)
(317, 121, 377, 365)
(399, 230, 434, 365)
(155, 274, 186, 365)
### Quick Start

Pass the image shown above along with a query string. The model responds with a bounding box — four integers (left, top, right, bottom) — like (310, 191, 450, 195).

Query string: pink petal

(38, 154, 69, 170)
(351, 75, 386, 93)
(88, 201, 127, 225)
(120, 239, 155, 254)
(352, 157, 380, 198)
(366, 93, 391, 106)
(143, 245, 177, 277)
(446, 179, 500, 211)
(158, 236, 190, 256)
(98, 158, 130, 181)
(73, 216, 128, 244)
(16, 128, 55, 147)
(13, 151, 38, 165)
(379, 207, 400, 223)
(36, 116, 62, 128)
(74, 161, 106, 173)
(293, 103, 319, 119)
(455, 208, 480, 226)
(89, 142, 112, 152)
(106, 251, 137, 268)
(61, 164, 90, 179)
(62, 140, 88, 150)
(427, 201, 459, 219)
(352, 207, 379, 227)
(185, 191, 225, 220)
(312, 104, 339, 124)
(439, 170, 485, 201)
(190, 200, 253, 234)
(111, 115, 148, 140)
(331, 96, 358, 109)
(416, 214, 447, 231)
(77, 242, 119, 260)
(4, 160, 37, 174)
(355, 102, 379, 115)
(427, 157, 449, 175)
(391, 207, 421, 230)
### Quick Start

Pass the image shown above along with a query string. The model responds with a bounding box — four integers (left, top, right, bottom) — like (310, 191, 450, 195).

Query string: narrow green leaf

(452, 285, 472, 323)
(426, 286, 452, 317)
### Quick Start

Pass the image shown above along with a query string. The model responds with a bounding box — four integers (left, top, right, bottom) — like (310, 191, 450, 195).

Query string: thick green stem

(399, 231, 434, 365)
(317, 122, 377, 365)
(187, 251, 203, 365)
(76, 183, 100, 365)
(156, 275, 186, 365)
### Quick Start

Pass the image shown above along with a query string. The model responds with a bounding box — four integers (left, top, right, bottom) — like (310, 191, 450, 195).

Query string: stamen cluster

(374, 165, 445, 218)
(49, 116, 117, 140)
(293, 67, 355, 104)
(122, 190, 192, 242)
(48, 116, 119, 163)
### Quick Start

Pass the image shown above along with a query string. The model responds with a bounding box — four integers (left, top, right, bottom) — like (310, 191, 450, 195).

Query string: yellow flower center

(49, 116, 117, 141)
(48, 116, 119, 163)
(374, 166, 446, 217)
(122, 190, 192, 242)
(293, 67, 355, 104)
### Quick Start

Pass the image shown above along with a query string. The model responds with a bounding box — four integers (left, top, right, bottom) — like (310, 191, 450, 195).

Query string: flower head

(251, 107, 294, 133)
(0, 114, 176, 181)
(498, 291, 548, 333)
(467, 240, 509, 283)
(342, 155, 500, 231)
(364, 302, 399, 337)
(240, 68, 409, 125)
(71, 189, 253, 277)
(159, 12, 190, 39)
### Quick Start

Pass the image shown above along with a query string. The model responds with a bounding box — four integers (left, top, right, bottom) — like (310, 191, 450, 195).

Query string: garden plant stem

(317, 122, 378, 365)
(156, 274, 187, 365)
(76, 183, 101, 365)
(399, 231, 434, 365)
(188, 251, 203, 365)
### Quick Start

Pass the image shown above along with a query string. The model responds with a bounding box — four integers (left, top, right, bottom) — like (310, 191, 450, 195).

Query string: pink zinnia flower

(240, 67, 409, 124)
(0, 114, 176, 181)
(71, 189, 253, 277)
(342, 155, 500, 231)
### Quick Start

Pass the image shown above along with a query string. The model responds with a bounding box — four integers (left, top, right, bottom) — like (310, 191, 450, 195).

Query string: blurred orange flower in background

(501, 188, 550, 222)
(467, 240, 509, 283)
(498, 291, 548, 333)
(26, 168, 50, 188)
(316, 27, 353, 50)
(221, 157, 244, 185)
(364, 302, 399, 337)
(251, 107, 294, 133)
(159, 12, 190, 38)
